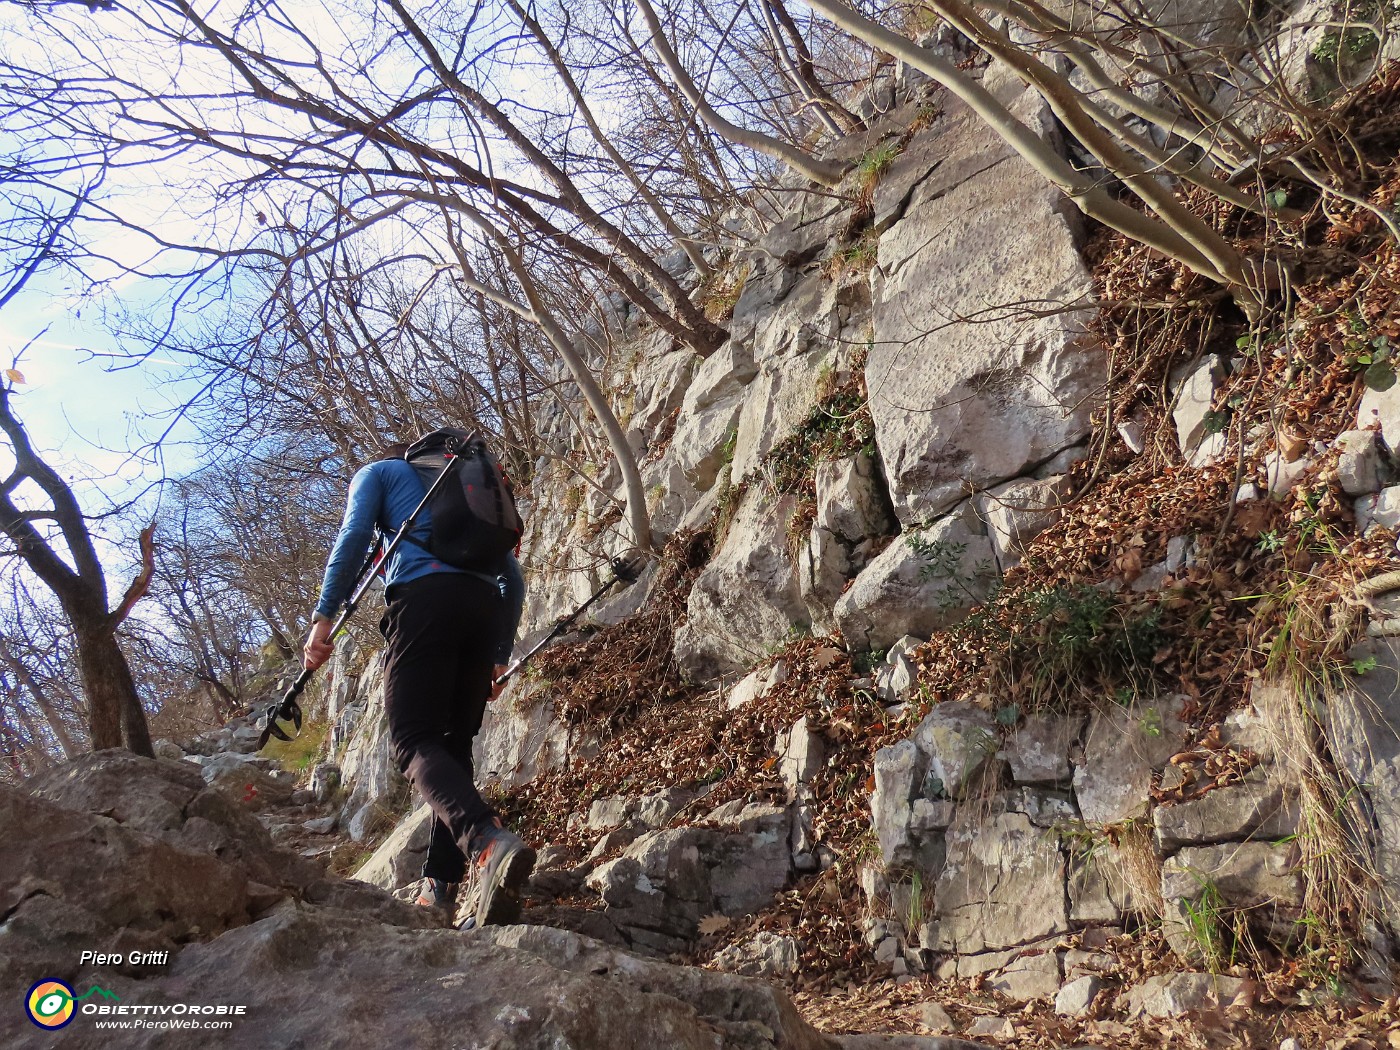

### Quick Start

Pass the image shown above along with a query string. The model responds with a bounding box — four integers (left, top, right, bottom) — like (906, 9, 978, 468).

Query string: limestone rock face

(1326, 636, 1400, 931)
(835, 506, 995, 652)
(587, 786, 704, 832)
(3, 753, 434, 1007)
(774, 718, 822, 790)
(1171, 354, 1226, 466)
(1121, 972, 1249, 1019)
(333, 655, 408, 840)
(1161, 841, 1303, 909)
(26, 751, 319, 894)
(623, 337, 699, 447)
(1161, 841, 1304, 959)
(912, 702, 999, 800)
(816, 455, 895, 543)
(475, 677, 579, 789)
(974, 474, 1072, 571)
(672, 390, 744, 492)
(198, 753, 295, 811)
(867, 95, 1102, 524)
(1073, 698, 1189, 824)
(5, 755, 948, 1050)
(1358, 382, 1400, 452)
(1335, 429, 1389, 496)
(872, 739, 926, 866)
(8, 907, 818, 1050)
(1152, 773, 1299, 852)
(675, 488, 811, 679)
(586, 809, 792, 953)
(876, 640, 920, 703)
(1004, 713, 1084, 784)
(714, 931, 802, 977)
(799, 524, 853, 633)
(985, 950, 1061, 1001)
(869, 702, 1007, 875)
(727, 667, 770, 710)
(1056, 974, 1104, 1016)
(352, 802, 435, 893)
(923, 801, 1068, 955)
(1, 776, 255, 995)
(730, 276, 871, 482)
(800, 454, 898, 632)
(314, 632, 362, 726)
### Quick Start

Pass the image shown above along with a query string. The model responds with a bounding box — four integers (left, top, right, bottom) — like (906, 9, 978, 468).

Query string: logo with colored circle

(26, 979, 76, 1029)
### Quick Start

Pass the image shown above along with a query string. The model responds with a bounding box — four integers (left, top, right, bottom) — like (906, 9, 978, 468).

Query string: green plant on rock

(902, 869, 932, 931)
(856, 141, 901, 195)
(905, 531, 997, 614)
(1312, 0, 1396, 68)
(973, 584, 1167, 713)
(906, 533, 966, 581)
(823, 233, 879, 279)
(718, 426, 739, 470)
(700, 260, 752, 323)
(1055, 819, 1102, 863)
(1180, 879, 1231, 972)
(757, 353, 874, 503)
(850, 648, 888, 676)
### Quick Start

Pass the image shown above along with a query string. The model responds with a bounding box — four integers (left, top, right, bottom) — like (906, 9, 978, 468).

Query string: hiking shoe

(414, 877, 458, 923)
(471, 824, 535, 928)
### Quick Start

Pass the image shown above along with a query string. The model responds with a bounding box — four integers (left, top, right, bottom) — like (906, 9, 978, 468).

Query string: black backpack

(403, 427, 522, 569)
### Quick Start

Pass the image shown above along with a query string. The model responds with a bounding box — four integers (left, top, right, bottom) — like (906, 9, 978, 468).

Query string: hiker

(302, 434, 534, 927)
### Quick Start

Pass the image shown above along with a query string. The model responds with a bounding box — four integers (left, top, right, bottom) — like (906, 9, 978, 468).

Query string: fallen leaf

(1233, 501, 1271, 538)
(697, 913, 730, 936)
(1279, 427, 1309, 461)
(1227, 977, 1257, 1009)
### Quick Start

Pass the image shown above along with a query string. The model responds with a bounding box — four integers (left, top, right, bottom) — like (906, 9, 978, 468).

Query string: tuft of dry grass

(1107, 817, 1167, 921)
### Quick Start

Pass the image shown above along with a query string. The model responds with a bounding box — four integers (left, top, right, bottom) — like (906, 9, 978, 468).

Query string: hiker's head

(378, 441, 410, 462)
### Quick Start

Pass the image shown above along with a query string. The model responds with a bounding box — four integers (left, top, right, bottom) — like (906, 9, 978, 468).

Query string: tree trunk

(73, 618, 153, 757)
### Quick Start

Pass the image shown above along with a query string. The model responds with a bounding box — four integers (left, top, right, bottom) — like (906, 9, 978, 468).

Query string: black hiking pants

(380, 571, 500, 884)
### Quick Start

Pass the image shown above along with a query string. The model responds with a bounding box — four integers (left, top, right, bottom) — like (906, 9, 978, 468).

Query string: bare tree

(0, 579, 87, 779)
(0, 59, 159, 755)
(629, 0, 849, 186)
(0, 385, 156, 754)
(145, 481, 274, 717)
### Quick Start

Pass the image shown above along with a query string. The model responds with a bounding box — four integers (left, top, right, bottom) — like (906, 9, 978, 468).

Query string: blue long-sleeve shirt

(314, 458, 524, 663)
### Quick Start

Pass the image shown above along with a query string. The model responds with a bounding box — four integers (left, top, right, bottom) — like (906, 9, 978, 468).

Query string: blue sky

(3, 266, 201, 512)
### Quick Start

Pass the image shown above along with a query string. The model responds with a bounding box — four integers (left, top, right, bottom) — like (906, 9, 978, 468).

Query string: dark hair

(377, 442, 410, 462)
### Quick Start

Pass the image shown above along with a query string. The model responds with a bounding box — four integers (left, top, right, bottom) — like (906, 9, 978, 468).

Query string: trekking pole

(493, 553, 645, 689)
(258, 439, 469, 748)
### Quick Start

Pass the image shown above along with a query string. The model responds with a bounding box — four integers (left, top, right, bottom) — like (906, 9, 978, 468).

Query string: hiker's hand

(489, 665, 507, 701)
(303, 619, 335, 671)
